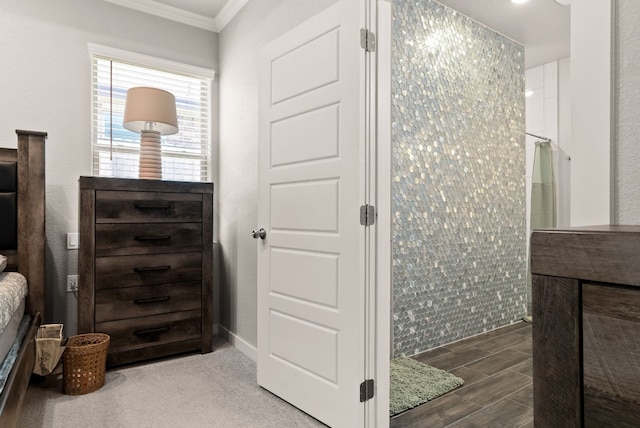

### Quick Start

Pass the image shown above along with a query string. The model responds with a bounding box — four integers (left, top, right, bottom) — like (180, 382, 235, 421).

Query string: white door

(257, 1, 371, 427)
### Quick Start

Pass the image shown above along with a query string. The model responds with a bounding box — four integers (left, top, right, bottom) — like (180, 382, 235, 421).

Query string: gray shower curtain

(527, 141, 556, 315)
(531, 141, 556, 230)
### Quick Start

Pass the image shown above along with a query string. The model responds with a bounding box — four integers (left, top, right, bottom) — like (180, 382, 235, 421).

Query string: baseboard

(218, 325, 257, 361)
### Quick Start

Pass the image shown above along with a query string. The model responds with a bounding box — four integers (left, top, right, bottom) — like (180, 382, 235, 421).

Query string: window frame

(89, 43, 216, 182)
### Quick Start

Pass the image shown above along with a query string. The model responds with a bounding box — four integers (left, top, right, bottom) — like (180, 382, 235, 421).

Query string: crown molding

(214, 0, 249, 31)
(104, 0, 219, 32)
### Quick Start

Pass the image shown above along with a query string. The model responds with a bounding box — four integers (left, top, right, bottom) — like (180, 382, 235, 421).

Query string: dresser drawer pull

(134, 235, 171, 241)
(134, 296, 171, 305)
(134, 202, 172, 210)
(134, 265, 171, 273)
(134, 326, 170, 336)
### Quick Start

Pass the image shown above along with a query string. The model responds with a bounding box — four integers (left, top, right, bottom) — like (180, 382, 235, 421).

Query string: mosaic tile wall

(392, 0, 527, 357)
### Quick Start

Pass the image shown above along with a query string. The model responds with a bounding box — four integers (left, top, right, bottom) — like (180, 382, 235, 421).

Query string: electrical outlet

(67, 275, 78, 292)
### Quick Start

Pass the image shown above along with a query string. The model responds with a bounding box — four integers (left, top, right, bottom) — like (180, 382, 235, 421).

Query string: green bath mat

(390, 357, 464, 416)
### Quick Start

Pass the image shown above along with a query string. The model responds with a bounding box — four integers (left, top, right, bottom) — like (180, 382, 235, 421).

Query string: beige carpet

(19, 342, 326, 428)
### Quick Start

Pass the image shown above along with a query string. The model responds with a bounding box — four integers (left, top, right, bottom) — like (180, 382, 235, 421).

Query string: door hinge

(360, 379, 375, 402)
(360, 204, 376, 226)
(360, 28, 376, 52)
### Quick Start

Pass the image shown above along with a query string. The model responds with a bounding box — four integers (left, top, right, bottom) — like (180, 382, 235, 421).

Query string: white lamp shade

(123, 87, 179, 135)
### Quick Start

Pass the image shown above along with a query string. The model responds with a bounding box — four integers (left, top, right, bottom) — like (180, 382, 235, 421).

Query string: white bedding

(0, 272, 27, 336)
(0, 272, 28, 362)
(0, 272, 27, 364)
(0, 300, 24, 364)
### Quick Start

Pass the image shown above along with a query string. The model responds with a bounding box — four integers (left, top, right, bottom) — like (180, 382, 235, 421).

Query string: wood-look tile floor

(390, 322, 533, 428)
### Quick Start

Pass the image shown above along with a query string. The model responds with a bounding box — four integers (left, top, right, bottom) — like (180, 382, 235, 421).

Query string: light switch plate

(67, 233, 79, 250)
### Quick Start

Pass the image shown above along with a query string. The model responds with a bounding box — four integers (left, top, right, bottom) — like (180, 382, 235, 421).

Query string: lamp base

(139, 130, 162, 180)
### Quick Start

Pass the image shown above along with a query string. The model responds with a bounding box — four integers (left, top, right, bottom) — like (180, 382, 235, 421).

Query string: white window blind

(91, 50, 212, 182)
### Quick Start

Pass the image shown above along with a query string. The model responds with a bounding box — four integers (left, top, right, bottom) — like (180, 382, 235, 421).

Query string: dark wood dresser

(78, 176, 213, 366)
(530, 225, 640, 427)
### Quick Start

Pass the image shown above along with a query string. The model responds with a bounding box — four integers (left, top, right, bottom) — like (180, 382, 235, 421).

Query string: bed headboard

(0, 159, 17, 250)
(0, 130, 46, 320)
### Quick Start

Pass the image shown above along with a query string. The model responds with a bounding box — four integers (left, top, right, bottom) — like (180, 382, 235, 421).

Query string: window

(90, 44, 214, 182)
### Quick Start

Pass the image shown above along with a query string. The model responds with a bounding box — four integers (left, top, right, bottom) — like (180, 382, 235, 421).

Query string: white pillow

(0, 254, 6, 273)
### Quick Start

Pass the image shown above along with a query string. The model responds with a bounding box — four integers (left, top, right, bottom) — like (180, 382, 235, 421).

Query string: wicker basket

(63, 333, 110, 395)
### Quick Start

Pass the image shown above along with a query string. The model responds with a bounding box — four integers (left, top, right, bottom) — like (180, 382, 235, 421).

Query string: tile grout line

(432, 347, 531, 374)
(442, 396, 533, 428)
(410, 322, 530, 360)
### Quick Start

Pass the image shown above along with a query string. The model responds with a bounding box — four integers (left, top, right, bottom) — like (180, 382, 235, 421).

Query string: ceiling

(102, 0, 245, 32)
(437, 0, 570, 68)
(154, 0, 228, 18)
(104, 0, 570, 68)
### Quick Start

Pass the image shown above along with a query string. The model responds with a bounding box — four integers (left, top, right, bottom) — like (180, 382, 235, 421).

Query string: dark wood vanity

(530, 225, 640, 427)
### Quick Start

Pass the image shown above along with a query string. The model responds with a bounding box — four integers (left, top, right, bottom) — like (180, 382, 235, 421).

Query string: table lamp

(123, 87, 179, 179)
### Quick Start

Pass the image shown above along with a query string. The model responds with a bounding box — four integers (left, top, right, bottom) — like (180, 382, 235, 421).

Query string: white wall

(0, 0, 218, 332)
(541, 0, 640, 226)
(217, 0, 337, 354)
(570, 0, 612, 226)
(615, 1, 640, 224)
(525, 58, 571, 231)
(558, 58, 571, 227)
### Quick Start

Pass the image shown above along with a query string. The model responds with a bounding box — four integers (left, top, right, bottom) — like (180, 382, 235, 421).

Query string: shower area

(391, 0, 529, 357)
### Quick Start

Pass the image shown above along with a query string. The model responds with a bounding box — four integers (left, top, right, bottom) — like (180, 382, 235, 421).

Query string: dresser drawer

(96, 309, 201, 353)
(95, 252, 201, 290)
(95, 281, 201, 323)
(95, 223, 202, 256)
(95, 190, 203, 223)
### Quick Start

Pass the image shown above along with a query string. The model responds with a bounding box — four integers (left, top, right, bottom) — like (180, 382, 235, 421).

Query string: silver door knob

(251, 228, 266, 240)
